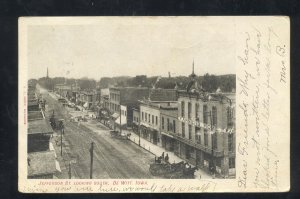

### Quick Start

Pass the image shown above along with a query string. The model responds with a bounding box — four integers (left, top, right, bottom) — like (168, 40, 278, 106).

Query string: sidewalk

(123, 129, 212, 179)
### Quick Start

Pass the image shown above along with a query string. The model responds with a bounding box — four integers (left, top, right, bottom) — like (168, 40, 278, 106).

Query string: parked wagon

(149, 158, 197, 179)
(109, 130, 130, 140)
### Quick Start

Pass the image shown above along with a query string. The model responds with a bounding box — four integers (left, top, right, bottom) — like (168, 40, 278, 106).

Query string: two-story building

(138, 89, 178, 146)
(160, 104, 178, 151)
(109, 87, 150, 130)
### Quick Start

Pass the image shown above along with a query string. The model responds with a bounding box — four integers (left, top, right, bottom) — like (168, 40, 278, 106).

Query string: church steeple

(46, 67, 49, 79)
(189, 59, 196, 79)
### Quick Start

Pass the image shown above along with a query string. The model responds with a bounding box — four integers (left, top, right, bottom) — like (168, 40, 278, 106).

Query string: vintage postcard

(18, 16, 290, 193)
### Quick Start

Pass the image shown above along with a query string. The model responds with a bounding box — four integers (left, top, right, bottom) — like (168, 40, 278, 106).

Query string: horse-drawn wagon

(109, 130, 131, 140)
(149, 158, 197, 179)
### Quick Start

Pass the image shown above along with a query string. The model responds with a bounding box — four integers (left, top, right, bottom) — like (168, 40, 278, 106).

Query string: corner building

(176, 91, 235, 178)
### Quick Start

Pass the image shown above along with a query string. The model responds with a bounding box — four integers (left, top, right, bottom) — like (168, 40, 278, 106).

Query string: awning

(111, 113, 119, 119)
(161, 131, 174, 138)
(140, 123, 151, 128)
(115, 115, 127, 125)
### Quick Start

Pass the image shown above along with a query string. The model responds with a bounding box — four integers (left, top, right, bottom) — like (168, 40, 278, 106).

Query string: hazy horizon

(28, 17, 236, 80)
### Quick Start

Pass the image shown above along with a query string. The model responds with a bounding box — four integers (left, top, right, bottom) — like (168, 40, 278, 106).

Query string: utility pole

(68, 162, 71, 179)
(89, 142, 94, 179)
(61, 128, 63, 156)
(138, 115, 141, 146)
(119, 103, 122, 135)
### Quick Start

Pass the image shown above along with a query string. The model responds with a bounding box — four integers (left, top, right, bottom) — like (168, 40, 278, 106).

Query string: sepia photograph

(19, 17, 290, 193)
(26, 18, 236, 180)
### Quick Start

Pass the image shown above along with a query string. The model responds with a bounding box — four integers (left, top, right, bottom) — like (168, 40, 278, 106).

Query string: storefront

(161, 132, 175, 151)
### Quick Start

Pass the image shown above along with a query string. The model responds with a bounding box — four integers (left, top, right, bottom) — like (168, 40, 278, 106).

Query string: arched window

(181, 101, 185, 117)
(212, 106, 217, 127)
(203, 105, 208, 124)
(195, 103, 199, 120)
(227, 107, 233, 128)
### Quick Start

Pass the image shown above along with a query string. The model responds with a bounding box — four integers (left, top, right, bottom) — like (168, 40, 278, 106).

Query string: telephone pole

(89, 142, 94, 179)
(61, 128, 63, 156)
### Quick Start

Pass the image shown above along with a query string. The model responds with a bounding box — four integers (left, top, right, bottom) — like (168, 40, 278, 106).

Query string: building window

(203, 105, 208, 124)
(229, 158, 235, 169)
(137, 117, 139, 122)
(195, 103, 199, 119)
(167, 118, 170, 131)
(155, 116, 158, 125)
(188, 102, 192, 119)
(212, 133, 217, 150)
(152, 115, 154, 124)
(188, 125, 192, 140)
(195, 128, 201, 144)
(145, 112, 147, 121)
(181, 101, 185, 117)
(212, 106, 217, 127)
(142, 112, 144, 121)
(148, 114, 151, 123)
(227, 107, 234, 128)
(228, 133, 234, 152)
(173, 120, 176, 133)
(204, 130, 208, 146)
(125, 111, 126, 116)
(162, 117, 165, 130)
(182, 122, 185, 137)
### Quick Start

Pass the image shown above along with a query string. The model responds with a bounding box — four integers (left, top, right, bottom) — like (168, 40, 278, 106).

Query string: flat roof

(28, 151, 56, 177)
(28, 119, 53, 135)
(28, 111, 44, 121)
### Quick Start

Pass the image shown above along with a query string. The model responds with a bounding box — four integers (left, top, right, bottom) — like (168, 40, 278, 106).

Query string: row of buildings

(54, 82, 101, 110)
(97, 69, 236, 178)
(50, 67, 236, 178)
(27, 80, 59, 179)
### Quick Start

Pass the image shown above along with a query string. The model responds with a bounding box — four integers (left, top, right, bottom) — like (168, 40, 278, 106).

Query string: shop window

(229, 158, 235, 169)
(216, 158, 222, 167)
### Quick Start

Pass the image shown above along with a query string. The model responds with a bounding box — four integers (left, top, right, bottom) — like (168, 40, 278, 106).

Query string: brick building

(109, 87, 150, 130)
(176, 90, 235, 178)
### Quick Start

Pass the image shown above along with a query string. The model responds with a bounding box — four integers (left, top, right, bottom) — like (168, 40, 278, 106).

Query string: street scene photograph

(26, 18, 236, 180)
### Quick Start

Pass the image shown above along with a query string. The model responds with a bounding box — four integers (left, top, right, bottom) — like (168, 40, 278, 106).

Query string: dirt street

(43, 91, 155, 179)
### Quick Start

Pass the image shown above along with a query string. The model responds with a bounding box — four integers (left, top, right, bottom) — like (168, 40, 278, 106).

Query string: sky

(27, 17, 236, 80)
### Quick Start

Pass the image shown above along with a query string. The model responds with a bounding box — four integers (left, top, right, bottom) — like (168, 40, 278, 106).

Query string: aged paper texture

(18, 16, 290, 193)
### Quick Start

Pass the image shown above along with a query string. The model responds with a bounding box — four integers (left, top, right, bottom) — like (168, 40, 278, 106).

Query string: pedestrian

(165, 153, 169, 163)
(162, 152, 165, 159)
